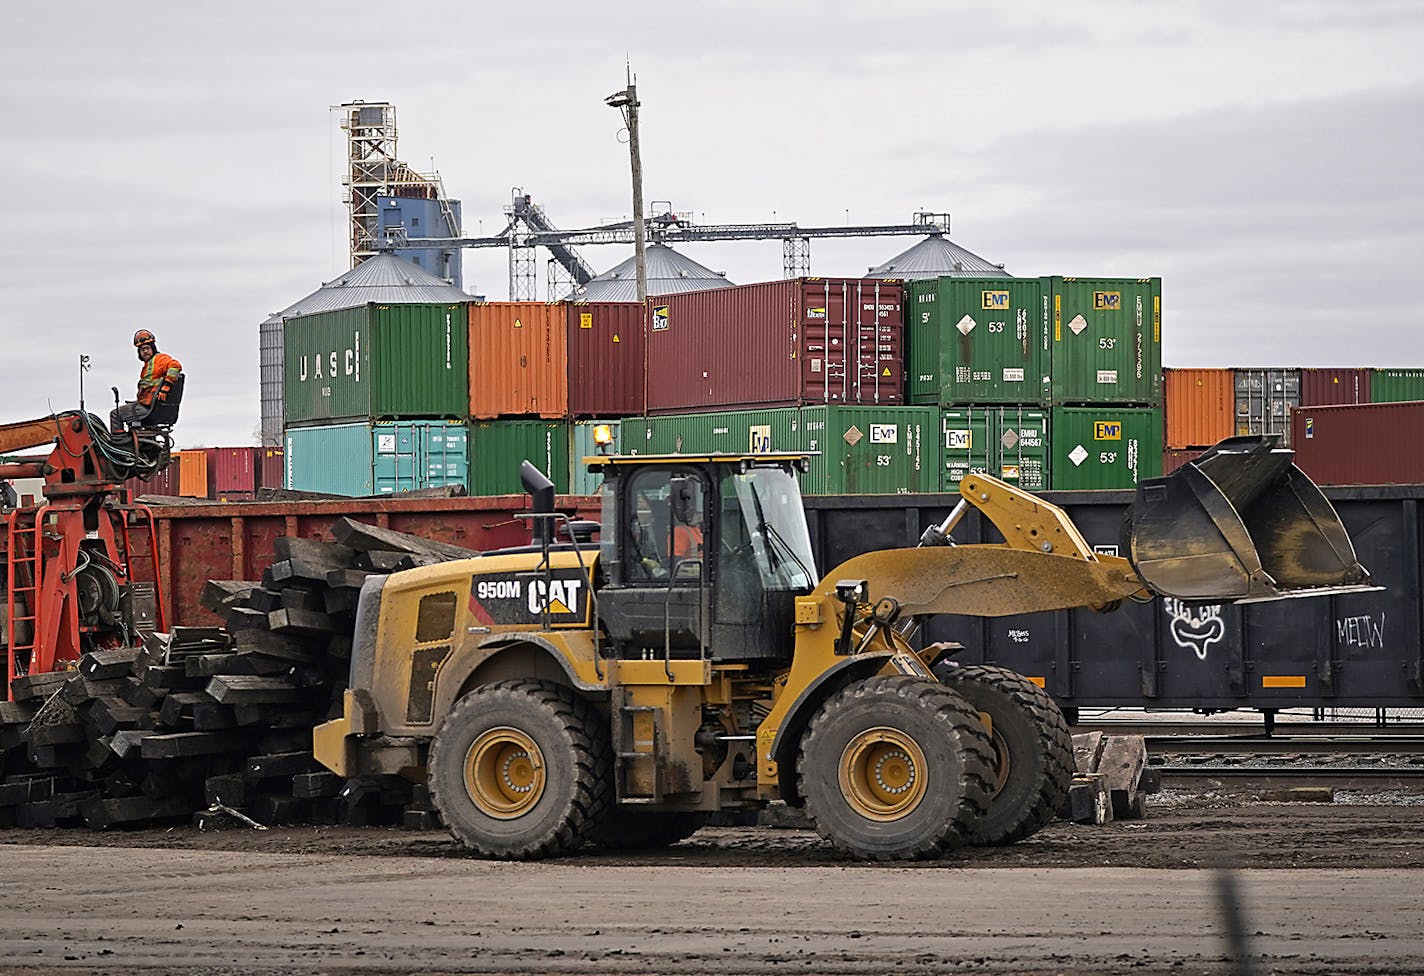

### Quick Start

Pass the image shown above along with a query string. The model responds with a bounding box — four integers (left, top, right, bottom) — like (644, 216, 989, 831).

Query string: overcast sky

(2, 1, 1420, 448)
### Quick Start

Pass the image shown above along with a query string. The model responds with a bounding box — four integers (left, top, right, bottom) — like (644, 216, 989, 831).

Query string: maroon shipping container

(129, 454, 180, 498)
(1291, 402, 1424, 485)
(1162, 448, 1202, 476)
(567, 302, 646, 416)
(645, 278, 904, 413)
(259, 447, 284, 491)
(205, 447, 259, 495)
(1299, 368, 1370, 406)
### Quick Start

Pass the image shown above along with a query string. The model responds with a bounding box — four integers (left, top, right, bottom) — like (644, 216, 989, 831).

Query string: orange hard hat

(133, 329, 157, 348)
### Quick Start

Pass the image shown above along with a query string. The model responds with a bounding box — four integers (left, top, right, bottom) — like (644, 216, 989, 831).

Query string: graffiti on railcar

(1162, 598, 1225, 661)
(1337, 613, 1385, 649)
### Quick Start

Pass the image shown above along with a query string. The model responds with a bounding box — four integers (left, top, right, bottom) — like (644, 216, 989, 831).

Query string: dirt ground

(0, 792, 1421, 975)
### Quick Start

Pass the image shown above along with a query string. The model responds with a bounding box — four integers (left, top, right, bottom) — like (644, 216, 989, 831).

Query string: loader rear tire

(428, 679, 611, 860)
(937, 664, 1073, 846)
(797, 675, 993, 861)
(593, 809, 706, 850)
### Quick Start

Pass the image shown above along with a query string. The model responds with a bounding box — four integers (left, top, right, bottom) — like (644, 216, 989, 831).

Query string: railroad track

(1154, 763, 1424, 791)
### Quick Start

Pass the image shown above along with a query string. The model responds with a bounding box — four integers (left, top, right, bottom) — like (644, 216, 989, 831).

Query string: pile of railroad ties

(0, 518, 475, 831)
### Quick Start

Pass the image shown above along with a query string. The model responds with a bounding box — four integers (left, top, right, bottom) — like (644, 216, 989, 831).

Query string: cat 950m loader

(313, 435, 1371, 860)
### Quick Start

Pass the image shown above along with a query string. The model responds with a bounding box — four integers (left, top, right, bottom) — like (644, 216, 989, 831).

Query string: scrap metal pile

(0, 518, 476, 831)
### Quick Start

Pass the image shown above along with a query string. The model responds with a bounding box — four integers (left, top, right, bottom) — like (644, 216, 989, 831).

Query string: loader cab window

(717, 465, 818, 598)
(622, 468, 707, 585)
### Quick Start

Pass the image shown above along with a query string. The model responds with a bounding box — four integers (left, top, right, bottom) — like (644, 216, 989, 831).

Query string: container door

(904, 280, 941, 405)
(996, 407, 1049, 492)
(1048, 277, 1161, 406)
(372, 423, 418, 494)
(942, 408, 994, 491)
(423, 423, 469, 491)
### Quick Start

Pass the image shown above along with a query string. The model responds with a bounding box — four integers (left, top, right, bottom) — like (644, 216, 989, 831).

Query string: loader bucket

(1124, 436, 1372, 602)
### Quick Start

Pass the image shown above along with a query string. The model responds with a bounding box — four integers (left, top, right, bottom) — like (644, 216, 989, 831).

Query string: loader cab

(588, 454, 818, 663)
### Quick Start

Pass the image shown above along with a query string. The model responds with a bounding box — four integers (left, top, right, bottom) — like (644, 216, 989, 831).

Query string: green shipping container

(282, 303, 469, 425)
(624, 407, 938, 495)
(995, 407, 1051, 492)
(799, 406, 940, 495)
(284, 421, 468, 496)
(1370, 369, 1424, 403)
(940, 408, 994, 491)
(469, 420, 571, 496)
(1046, 277, 1162, 406)
(1049, 406, 1163, 490)
(907, 278, 1048, 405)
(625, 409, 801, 457)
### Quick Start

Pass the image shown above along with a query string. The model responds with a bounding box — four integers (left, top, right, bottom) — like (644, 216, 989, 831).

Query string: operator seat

(136, 373, 184, 431)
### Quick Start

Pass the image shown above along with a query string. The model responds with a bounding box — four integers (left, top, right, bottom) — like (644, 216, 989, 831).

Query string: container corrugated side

(1233, 367, 1300, 446)
(468, 302, 568, 419)
(1162, 448, 1200, 476)
(626, 409, 800, 456)
(285, 423, 375, 496)
(1292, 402, 1424, 485)
(129, 455, 180, 497)
(907, 278, 1047, 405)
(1049, 406, 1162, 490)
(645, 279, 904, 413)
(1370, 368, 1424, 403)
(1047, 277, 1162, 405)
(177, 450, 208, 498)
(567, 303, 645, 416)
(204, 448, 258, 495)
(284, 303, 468, 425)
(1300, 368, 1371, 406)
(259, 448, 283, 491)
(468, 420, 571, 496)
(799, 406, 938, 494)
(1164, 367, 1234, 449)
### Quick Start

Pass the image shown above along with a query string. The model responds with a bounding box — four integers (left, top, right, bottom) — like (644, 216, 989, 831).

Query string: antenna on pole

(606, 63, 647, 303)
(79, 354, 92, 411)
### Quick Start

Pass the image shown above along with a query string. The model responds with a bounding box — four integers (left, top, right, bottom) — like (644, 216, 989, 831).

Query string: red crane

(0, 411, 172, 695)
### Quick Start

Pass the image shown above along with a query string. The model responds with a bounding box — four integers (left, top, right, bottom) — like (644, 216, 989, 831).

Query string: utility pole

(606, 67, 647, 302)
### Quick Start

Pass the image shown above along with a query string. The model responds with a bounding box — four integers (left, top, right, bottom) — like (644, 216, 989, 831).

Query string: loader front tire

(937, 664, 1073, 846)
(797, 675, 993, 861)
(428, 679, 611, 860)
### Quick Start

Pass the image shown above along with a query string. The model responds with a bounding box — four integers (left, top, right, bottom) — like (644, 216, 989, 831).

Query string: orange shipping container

(177, 449, 209, 498)
(468, 303, 568, 419)
(1164, 367, 1234, 449)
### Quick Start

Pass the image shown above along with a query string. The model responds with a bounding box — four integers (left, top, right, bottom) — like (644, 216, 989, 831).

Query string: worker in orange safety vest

(110, 329, 182, 434)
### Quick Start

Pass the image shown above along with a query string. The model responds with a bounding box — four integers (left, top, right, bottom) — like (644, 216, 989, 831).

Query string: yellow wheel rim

(838, 727, 929, 821)
(464, 727, 546, 819)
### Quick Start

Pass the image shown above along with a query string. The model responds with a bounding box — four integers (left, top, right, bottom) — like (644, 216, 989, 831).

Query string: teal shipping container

(623, 406, 939, 494)
(1046, 277, 1162, 406)
(570, 420, 621, 495)
(469, 420, 571, 496)
(1370, 369, 1424, 403)
(282, 303, 469, 426)
(284, 421, 469, 496)
(906, 278, 1048, 405)
(1049, 406, 1163, 490)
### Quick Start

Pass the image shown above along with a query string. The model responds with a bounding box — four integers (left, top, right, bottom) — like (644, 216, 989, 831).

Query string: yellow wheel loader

(313, 435, 1372, 861)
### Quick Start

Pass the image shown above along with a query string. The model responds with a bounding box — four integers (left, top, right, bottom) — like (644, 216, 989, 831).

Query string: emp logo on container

(1094, 421, 1122, 440)
(651, 305, 670, 332)
(749, 425, 773, 453)
(1093, 291, 1122, 311)
(981, 290, 1010, 309)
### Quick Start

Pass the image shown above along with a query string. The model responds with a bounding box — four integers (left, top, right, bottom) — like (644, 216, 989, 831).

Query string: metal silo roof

(867, 234, 1010, 280)
(261, 253, 469, 325)
(567, 244, 733, 302)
